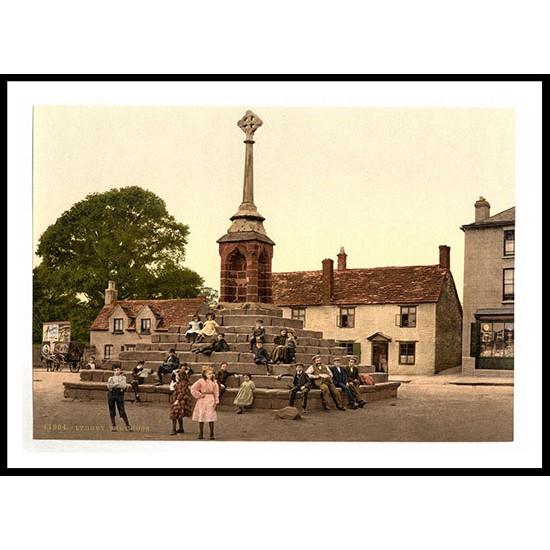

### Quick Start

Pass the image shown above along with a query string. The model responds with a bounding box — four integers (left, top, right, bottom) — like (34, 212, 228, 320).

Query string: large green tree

(34, 186, 209, 343)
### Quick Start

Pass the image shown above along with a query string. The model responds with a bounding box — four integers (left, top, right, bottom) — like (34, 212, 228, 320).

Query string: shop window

(399, 342, 416, 365)
(503, 269, 514, 301)
(337, 307, 355, 328)
(479, 321, 514, 358)
(396, 306, 417, 328)
(504, 230, 515, 256)
(291, 308, 306, 322)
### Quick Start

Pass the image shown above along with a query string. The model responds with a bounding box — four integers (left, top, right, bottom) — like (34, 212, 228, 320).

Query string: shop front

(470, 308, 514, 370)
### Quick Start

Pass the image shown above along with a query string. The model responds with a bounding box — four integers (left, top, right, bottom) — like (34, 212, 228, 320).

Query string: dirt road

(31, 369, 513, 442)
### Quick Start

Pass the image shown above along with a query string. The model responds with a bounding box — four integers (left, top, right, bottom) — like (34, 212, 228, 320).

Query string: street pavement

(32, 367, 514, 442)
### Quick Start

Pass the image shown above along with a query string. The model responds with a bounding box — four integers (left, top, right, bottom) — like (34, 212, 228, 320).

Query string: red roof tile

(272, 265, 447, 306)
(90, 298, 206, 331)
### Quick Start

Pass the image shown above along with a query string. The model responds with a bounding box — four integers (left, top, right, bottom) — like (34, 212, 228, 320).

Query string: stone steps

(71, 306, 400, 407)
(63, 380, 400, 409)
(152, 326, 325, 341)
(78, 369, 387, 387)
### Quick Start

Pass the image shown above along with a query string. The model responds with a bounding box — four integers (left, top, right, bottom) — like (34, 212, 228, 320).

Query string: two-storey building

(89, 281, 208, 361)
(272, 246, 462, 376)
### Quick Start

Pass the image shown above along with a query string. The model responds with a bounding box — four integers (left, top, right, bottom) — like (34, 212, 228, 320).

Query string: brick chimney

(104, 280, 118, 305)
(337, 246, 347, 271)
(475, 196, 491, 222)
(321, 258, 334, 305)
(439, 245, 450, 270)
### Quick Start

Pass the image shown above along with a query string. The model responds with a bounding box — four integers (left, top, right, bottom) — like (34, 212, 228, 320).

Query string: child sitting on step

(249, 319, 266, 352)
(195, 312, 220, 343)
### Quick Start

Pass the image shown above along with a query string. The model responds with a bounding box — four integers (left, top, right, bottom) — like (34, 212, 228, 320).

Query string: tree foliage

(34, 186, 207, 343)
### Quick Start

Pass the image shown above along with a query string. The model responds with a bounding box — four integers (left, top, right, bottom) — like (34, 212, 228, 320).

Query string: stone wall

(280, 303, 439, 375)
(434, 272, 463, 373)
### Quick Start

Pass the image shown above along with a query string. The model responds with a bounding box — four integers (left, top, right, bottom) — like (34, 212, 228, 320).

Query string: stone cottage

(272, 246, 462, 376)
(89, 281, 209, 361)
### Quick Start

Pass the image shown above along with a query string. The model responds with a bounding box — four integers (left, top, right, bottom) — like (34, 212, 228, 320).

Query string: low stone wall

(63, 380, 400, 409)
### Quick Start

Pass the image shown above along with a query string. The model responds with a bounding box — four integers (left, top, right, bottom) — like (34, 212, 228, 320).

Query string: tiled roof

(90, 298, 206, 331)
(272, 265, 448, 306)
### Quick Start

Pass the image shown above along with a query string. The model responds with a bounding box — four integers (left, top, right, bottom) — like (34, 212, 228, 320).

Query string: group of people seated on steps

(182, 314, 299, 376)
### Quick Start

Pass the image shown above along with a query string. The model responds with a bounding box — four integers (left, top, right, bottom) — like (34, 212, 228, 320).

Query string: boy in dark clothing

(215, 361, 237, 398)
(107, 363, 132, 431)
(130, 360, 146, 402)
(277, 363, 311, 410)
(193, 333, 230, 356)
(155, 349, 180, 386)
(252, 340, 273, 375)
(249, 319, 266, 352)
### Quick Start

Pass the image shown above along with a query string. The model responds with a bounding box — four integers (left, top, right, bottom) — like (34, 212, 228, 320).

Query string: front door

(372, 343, 388, 373)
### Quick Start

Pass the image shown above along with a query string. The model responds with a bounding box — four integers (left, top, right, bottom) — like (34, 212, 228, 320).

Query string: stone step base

(79, 369, 387, 387)
(63, 381, 400, 409)
(138, 334, 335, 348)
(152, 325, 324, 342)
(136, 334, 345, 355)
(119, 350, 346, 364)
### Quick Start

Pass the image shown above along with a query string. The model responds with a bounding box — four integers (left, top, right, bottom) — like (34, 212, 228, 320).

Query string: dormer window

(113, 318, 124, 333)
(141, 318, 152, 334)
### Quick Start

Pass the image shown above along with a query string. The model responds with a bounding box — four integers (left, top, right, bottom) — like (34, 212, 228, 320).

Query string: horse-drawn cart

(41, 341, 86, 373)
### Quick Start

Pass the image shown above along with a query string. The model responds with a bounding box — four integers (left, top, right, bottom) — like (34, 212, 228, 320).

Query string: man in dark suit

(345, 357, 367, 408)
(330, 357, 358, 409)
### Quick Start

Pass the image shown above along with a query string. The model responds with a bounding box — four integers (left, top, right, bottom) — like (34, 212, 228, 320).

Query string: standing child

(234, 374, 255, 414)
(168, 369, 194, 435)
(190, 366, 220, 440)
(107, 363, 132, 431)
(185, 315, 203, 343)
(249, 319, 265, 352)
(86, 355, 97, 370)
(195, 312, 220, 343)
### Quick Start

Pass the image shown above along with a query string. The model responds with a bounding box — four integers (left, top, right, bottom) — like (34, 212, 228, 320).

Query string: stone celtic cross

(237, 110, 263, 141)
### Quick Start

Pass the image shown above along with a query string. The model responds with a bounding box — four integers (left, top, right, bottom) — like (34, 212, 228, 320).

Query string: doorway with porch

(372, 342, 388, 373)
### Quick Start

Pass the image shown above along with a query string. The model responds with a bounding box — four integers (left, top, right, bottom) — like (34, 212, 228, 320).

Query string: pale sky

(33, 103, 515, 303)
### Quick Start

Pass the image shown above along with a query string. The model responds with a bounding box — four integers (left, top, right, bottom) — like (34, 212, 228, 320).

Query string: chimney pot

(475, 196, 491, 222)
(337, 246, 347, 271)
(105, 280, 118, 306)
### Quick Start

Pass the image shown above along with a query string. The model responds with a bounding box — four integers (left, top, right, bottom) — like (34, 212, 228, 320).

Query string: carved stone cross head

(237, 110, 263, 140)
